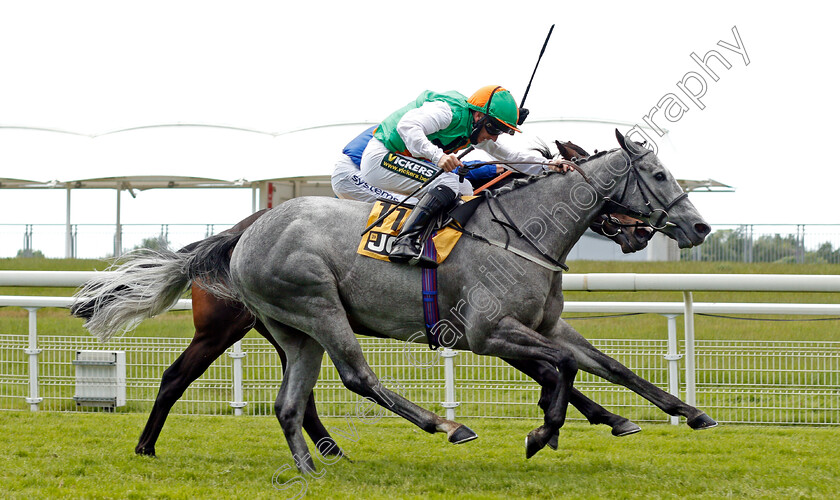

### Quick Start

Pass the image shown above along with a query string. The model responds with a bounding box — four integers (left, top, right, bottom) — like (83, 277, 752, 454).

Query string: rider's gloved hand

(437, 153, 462, 173)
(549, 159, 576, 174)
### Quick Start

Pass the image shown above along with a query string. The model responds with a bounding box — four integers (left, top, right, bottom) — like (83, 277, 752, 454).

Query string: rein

(448, 159, 580, 273)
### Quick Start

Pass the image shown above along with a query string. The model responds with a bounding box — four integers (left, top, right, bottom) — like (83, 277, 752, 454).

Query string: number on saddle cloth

(356, 197, 484, 265)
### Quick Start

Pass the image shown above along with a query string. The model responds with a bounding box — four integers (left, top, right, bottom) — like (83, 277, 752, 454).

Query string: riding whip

(519, 24, 554, 113)
(458, 23, 555, 180)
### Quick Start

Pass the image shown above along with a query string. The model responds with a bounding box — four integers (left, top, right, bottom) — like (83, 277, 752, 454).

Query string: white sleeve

(475, 137, 549, 176)
(395, 101, 453, 165)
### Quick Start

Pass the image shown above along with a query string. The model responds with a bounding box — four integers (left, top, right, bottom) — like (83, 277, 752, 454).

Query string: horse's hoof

(525, 426, 552, 459)
(316, 439, 344, 458)
(449, 425, 478, 444)
(135, 446, 156, 457)
(547, 432, 559, 450)
(687, 413, 718, 430)
(611, 419, 642, 437)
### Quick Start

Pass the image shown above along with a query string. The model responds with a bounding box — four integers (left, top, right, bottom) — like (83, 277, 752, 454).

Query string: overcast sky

(1, 1, 838, 238)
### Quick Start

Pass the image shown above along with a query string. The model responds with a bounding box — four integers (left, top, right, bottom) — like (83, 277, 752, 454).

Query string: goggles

(484, 118, 511, 136)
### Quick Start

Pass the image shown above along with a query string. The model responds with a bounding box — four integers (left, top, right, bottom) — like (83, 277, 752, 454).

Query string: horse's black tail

(72, 230, 244, 342)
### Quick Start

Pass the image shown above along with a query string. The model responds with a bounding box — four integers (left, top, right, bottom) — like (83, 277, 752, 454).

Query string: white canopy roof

(0, 123, 376, 185)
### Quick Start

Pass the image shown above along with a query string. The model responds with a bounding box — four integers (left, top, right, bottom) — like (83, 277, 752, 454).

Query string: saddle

(357, 197, 483, 265)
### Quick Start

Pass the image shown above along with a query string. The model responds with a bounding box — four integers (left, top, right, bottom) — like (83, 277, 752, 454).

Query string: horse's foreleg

(547, 318, 717, 429)
(502, 358, 641, 443)
(472, 317, 577, 458)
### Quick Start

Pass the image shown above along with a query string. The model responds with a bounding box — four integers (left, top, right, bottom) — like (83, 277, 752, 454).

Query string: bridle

(591, 214, 649, 238)
(574, 151, 689, 231)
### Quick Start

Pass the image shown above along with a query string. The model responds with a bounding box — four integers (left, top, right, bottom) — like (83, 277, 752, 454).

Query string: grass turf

(1, 412, 838, 499)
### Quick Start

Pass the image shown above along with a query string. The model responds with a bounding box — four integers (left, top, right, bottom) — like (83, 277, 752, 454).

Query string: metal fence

(681, 224, 840, 263)
(4, 223, 840, 261)
(1, 334, 838, 425)
(0, 223, 227, 259)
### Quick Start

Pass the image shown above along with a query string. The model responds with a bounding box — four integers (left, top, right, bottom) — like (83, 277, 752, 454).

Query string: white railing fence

(4, 223, 840, 261)
(1, 272, 839, 425)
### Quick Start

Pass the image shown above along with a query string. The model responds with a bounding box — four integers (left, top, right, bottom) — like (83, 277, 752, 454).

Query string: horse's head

(610, 129, 710, 248)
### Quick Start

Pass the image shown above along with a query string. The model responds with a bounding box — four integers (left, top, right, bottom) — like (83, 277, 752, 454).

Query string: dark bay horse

(76, 131, 714, 470)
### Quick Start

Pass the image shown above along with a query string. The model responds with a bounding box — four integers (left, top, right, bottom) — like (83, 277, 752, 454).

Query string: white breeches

(331, 154, 406, 203)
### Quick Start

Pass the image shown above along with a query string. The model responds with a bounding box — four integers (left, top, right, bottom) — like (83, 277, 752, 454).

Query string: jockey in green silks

(360, 85, 572, 268)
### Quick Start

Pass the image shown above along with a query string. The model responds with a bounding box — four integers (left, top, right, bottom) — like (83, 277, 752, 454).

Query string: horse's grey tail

(72, 231, 244, 342)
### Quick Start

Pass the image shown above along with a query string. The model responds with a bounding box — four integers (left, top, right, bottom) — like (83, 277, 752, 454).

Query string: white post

(440, 348, 459, 420)
(65, 187, 72, 258)
(24, 307, 43, 411)
(114, 187, 122, 257)
(683, 291, 696, 406)
(663, 314, 682, 425)
(251, 184, 258, 213)
(228, 340, 246, 416)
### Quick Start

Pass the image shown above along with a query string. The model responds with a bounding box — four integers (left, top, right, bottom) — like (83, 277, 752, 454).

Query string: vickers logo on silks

(380, 153, 437, 183)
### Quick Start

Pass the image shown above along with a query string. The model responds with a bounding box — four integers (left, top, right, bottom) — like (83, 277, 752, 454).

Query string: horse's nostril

(695, 223, 711, 235)
(635, 228, 654, 240)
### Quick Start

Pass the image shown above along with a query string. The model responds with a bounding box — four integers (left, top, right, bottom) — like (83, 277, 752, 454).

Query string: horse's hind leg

(303, 314, 476, 445)
(261, 319, 330, 474)
(136, 286, 343, 459)
(253, 322, 344, 458)
(546, 318, 717, 429)
(568, 389, 641, 436)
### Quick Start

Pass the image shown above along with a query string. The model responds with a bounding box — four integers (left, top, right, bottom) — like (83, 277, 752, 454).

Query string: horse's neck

(472, 156, 627, 264)
(552, 150, 632, 260)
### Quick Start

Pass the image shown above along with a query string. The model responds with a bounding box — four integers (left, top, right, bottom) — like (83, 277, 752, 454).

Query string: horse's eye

(654, 172, 666, 181)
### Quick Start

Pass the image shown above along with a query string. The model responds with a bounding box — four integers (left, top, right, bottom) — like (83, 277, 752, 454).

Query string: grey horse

(81, 131, 714, 470)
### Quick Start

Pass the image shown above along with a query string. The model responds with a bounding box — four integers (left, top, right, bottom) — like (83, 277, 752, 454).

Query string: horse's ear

(615, 128, 645, 160)
(615, 128, 629, 152)
(555, 140, 574, 161)
(567, 140, 590, 157)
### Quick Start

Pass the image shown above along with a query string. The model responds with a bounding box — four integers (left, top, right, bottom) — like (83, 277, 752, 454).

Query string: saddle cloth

(357, 198, 475, 265)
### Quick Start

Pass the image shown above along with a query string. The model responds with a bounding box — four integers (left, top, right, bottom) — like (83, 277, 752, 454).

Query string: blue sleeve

(459, 161, 498, 182)
(342, 126, 377, 166)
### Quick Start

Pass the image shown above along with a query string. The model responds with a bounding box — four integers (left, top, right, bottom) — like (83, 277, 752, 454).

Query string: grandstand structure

(1, 120, 731, 259)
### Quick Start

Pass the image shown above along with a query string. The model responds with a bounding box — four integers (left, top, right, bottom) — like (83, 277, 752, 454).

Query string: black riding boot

(389, 185, 457, 268)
